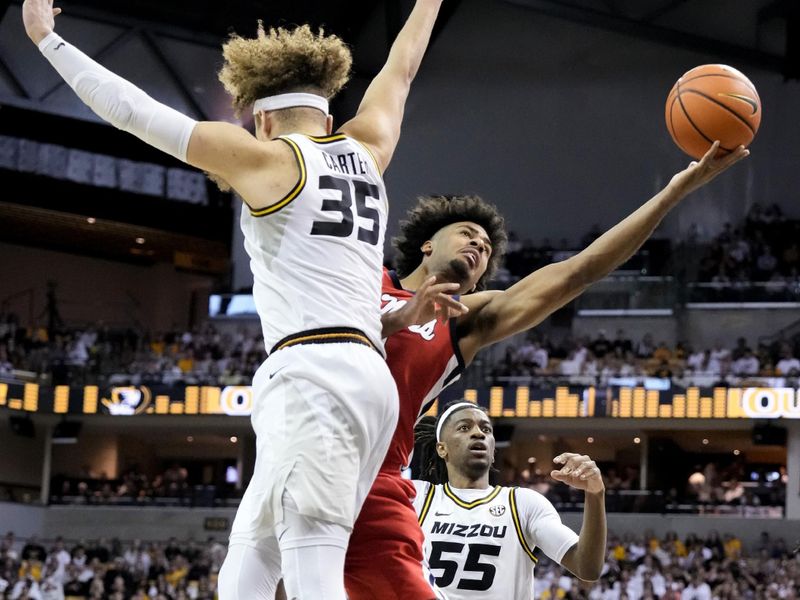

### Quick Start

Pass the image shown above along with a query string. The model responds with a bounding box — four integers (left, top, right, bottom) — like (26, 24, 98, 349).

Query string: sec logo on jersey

(489, 505, 506, 517)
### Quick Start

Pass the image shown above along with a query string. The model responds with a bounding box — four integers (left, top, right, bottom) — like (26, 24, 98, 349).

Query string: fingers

(433, 293, 468, 315)
(698, 140, 721, 165)
(723, 145, 750, 166)
(553, 453, 596, 476)
(415, 275, 437, 295)
(553, 452, 580, 465)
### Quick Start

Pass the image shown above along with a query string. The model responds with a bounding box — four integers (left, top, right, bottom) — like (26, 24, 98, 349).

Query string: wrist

(35, 30, 59, 50)
(29, 27, 54, 46)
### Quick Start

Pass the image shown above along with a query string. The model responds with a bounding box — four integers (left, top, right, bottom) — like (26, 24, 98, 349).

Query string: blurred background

(1, 1, 800, 598)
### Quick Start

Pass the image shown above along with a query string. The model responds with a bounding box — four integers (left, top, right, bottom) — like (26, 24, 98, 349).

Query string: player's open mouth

(460, 249, 479, 269)
(469, 442, 488, 456)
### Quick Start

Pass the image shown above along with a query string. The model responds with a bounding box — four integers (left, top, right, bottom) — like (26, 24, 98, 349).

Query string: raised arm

(551, 453, 606, 581)
(457, 142, 749, 363)
(339, 0, 443, 172)
(22, 0, 271, 184)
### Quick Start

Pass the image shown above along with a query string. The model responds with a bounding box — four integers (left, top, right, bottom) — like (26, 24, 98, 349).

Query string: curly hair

(393, 195, 507, 291)
(218, 23, 352, 117)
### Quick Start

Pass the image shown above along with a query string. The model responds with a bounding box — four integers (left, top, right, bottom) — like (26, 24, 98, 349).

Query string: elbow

(559, 257, 594, 295)
(577, 565, 603, 583)
(563, 253, 607, 290)
(76, 73, 135, 131)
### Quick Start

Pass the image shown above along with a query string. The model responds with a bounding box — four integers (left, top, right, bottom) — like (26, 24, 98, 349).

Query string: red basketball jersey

(380, 268, 465, 471)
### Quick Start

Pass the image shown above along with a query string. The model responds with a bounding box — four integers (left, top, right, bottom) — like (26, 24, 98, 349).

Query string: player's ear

(421, 240, 433, 256)
(256, 111, 272, 138)
(436, 441, 447, 460)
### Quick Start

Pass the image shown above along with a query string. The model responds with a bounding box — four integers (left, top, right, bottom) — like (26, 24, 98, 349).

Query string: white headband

(436, 401, 478, 442)
(252, 92, 329, 115)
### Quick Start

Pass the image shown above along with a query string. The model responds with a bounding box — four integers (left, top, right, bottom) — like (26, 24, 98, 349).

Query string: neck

(447, 470, 490, 490)
(401, 264, 463, 292)
(270, 117, 329, 139)
(399, 266, 431, 292)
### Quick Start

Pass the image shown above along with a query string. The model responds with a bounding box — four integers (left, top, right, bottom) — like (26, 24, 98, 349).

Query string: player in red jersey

(345, 142, 749, 600)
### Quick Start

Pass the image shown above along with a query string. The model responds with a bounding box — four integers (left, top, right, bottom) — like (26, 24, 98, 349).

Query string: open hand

(551, 453, 604, 495)
(22, 0, 61, 45)
(397, 275, 469, 327)
(669, 141, 749, 197)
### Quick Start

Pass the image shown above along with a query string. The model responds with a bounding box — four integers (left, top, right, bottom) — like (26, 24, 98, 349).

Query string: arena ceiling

(0, 0, 796, 125)
(0, 0, 795, 263)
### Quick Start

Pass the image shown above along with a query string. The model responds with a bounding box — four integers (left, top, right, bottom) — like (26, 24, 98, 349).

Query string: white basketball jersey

(240, 133, 388, 351)
(413, 482, 579, 600)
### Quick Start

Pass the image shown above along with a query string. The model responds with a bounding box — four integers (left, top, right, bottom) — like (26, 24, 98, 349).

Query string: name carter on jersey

(322, 150, 370, 176)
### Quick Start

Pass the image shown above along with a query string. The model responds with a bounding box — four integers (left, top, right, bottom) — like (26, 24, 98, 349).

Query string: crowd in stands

(536, 528, 799, 599)
(0, 528, 796, 599)
(501, 457, 786, 515)
(0, 532, 222, 599)
(490, 329, 800, 387)
(49, 464, 238, 509)
(695, 204, 800, 285)
(4, 311, 800, 389)
(2, 209, 800, 388)
(0, 316, 266, 387)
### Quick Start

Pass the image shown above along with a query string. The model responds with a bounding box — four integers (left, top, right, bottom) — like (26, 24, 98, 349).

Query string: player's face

(426, 222, 492, 292)
(440, 408, 495, 478)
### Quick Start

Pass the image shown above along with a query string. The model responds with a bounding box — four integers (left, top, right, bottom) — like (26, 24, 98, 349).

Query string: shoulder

(510, 486, 559, 518)
(412, 479, 433, 500)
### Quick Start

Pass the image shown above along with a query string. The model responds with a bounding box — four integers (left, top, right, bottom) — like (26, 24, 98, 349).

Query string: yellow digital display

(1, 382, 798, 420)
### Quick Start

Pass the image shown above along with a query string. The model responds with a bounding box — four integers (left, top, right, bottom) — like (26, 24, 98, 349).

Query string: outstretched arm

(23, 0, 270, 183)
(551, 453, 606, 581)
(457, 142, 749, 363)
(339, 0, 443, 172)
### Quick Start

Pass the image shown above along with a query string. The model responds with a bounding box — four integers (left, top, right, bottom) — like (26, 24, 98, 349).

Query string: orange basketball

(665, 64, 761, 159)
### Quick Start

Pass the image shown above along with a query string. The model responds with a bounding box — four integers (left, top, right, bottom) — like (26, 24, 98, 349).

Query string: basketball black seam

(668, 93, 681, 149)
(676, 79, 735, 154)
(681, 88, 756, 135)
(679, 72, 759, 99)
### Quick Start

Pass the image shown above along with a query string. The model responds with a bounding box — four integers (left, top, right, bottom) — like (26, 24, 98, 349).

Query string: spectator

(776, 346, 800, 376)
(732, 349, 760, 376)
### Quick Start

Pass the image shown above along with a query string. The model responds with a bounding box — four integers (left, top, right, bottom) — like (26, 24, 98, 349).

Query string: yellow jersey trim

(274, 332, 372, 352)
(418, 483, 436, 527)
(306, 133, 384, 179)
(443, 483, 502, 509)
(348, 138, 383, 178)
(248, 136, 307, 217)
(509, 487, 538, 563)
(305, 134, 348, 144)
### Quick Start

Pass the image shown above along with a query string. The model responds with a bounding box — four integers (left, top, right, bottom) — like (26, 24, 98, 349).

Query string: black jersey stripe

(444, 483, 502, 509)
(247, 136, 307, 217)
(510, 487, 538, 563)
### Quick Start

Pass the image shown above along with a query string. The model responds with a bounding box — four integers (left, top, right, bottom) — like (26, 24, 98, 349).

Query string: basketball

(665, 64, 761, 159)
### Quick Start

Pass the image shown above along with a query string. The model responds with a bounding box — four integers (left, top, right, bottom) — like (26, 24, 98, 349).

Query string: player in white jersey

(23, 0, 445, 598)
(412, 401, 607, 600)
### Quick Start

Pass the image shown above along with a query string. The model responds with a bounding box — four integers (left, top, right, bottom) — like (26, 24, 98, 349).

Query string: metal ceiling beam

(38, 28, 139, 101)
(142, 31, 210, 121)
(0, 54, 28, 98)
(502, 0, 785, 73)
(9, 0, 225, 49)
